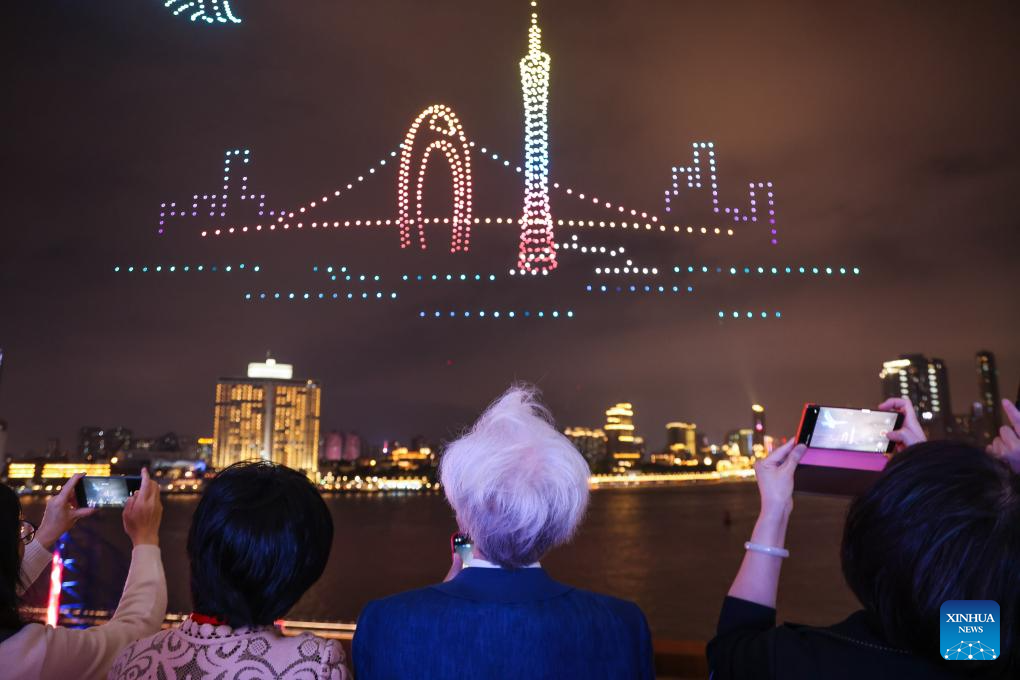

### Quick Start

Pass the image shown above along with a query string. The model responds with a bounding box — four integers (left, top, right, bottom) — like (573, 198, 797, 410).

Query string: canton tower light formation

(517, 1, 557, 273)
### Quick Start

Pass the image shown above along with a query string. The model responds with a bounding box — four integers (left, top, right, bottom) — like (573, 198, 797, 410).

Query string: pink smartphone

(793, 404, 903, 496)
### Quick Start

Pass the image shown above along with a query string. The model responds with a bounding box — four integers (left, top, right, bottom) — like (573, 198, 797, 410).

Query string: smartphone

(794, 404, 903, 497)
(74, 476, 142, 509)
(451, 532, 473, 566)
(797, 404, 904, 454)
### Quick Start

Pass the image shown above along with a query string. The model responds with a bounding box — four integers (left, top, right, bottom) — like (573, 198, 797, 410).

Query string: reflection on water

(21, 481, 858, 640)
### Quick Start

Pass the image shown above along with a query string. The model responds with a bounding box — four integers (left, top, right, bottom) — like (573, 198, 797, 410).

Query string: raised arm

(19, 473, 97, 593)
(38, 469, 167, 680)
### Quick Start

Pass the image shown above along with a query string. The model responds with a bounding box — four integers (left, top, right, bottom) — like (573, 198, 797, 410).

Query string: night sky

(3, 0, 1019, 454)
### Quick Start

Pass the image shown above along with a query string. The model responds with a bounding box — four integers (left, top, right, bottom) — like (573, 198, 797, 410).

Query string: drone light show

(139, 0, 861, 322)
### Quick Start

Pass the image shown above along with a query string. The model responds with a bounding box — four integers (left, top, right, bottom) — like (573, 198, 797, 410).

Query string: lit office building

(665, 422, 699, 461)
(604, 403, 644, 469)
(976, 351, 1001, 440)
(564, 427, 608, 471)
(726, 428, 755, 459)
(212, 357, 321, 480)
(751, 404, 766, 449)
(879, 354, 952, 436)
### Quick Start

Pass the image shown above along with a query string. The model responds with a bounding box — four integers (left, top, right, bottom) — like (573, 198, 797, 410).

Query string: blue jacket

(353, 567, 654, 679)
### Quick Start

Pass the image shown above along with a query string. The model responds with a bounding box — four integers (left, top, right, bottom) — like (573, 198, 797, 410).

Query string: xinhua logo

(940, 600, 1000, 661)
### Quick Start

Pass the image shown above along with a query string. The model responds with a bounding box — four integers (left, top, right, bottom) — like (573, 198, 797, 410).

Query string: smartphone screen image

(76, 476, 141, 508)
(451, 532, 474, 566)
(798, 406, 901, 454)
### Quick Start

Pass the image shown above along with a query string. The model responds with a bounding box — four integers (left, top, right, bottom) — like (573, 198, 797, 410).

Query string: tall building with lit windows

(751, 404, 766, 448)
(604, 403, 644, 469)
(879, 354, 951, 437)
(212, 356, 321, 480)
(976, 351, 1001, 438)
(665, 422, 699, 461)
(564, 427, 608, 471)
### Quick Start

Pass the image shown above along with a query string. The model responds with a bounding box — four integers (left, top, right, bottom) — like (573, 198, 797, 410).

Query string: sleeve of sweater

(17, 540, 55, 595)
(38, 544, 168, 680)
(705, 596, 778, 680)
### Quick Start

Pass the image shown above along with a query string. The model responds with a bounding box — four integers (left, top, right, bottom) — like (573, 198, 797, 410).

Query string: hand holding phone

(876, 398, 926, 451)
(35, 473, 97, 550)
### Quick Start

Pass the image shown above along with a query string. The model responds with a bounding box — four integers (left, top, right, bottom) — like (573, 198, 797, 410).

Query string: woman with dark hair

(0, 471, 166, 680)
(708, 401, 1020, 679)
(109, 461, 350, 679)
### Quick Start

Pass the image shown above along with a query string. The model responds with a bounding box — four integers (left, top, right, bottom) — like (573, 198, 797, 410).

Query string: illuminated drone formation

(665, 142, 779, 245)
(397, 105, 473, 252)
(136, 1, 865, 321)
(517, 2, 557, 273)
(162, 0, 241, 25)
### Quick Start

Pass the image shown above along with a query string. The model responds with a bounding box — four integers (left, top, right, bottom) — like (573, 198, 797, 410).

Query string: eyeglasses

(19, 520, 36, 545)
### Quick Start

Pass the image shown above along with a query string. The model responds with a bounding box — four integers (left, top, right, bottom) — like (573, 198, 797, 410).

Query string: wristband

(744, 541, 789, 558)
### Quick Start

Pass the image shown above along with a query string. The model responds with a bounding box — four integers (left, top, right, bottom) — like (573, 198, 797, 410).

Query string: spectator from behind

(708, 400, 1020, 679)
(109, 462, 349, 680)
(354, 385, 654, 679)
(0, 470, 166, 680)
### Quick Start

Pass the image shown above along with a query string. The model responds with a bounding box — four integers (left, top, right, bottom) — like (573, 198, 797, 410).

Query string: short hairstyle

(842, 441, 1020, 674)
(440, 385, 590, 568)
(188, 461, 333, 627)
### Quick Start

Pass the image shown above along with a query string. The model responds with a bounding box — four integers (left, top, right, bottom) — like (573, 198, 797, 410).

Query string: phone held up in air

(451, 532, 474, 566)
(793, 404, 904, 497)
(74, 476, 142, 509)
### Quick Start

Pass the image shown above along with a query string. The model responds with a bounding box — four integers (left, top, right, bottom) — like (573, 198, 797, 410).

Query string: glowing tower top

(517, 1, 557, 273)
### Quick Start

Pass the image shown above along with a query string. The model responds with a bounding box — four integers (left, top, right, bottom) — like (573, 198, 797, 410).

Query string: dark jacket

(353, 566, 654, 679)
(708, 596, 962, 679)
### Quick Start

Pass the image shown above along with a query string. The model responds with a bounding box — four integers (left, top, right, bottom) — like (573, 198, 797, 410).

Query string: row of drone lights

(113, 263, 259, 273)
(245, 291, 398, 301)
(586, 284, 694, 295)
(678, 265, 861, 276)
(419, 309, 574, 319)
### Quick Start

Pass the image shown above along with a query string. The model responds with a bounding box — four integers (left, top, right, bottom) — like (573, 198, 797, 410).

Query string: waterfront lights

(397, 105, 474, 253)
(517, 4, 558, 272)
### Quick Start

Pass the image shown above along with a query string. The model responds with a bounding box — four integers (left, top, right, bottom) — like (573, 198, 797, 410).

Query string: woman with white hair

(353, 386, 654, 679)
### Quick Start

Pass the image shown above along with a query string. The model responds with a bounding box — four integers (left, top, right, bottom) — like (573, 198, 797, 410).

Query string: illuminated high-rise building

(665, 422, 699, 461)
(564, 427, 608, 471)
(879, 354, 952, 436)
(516, 0, 557, 272)
(212, 356, 321, 480)
(751, 404, 766, 448)
(976, 351, 1001, 439)
(604, 403, 643, 469)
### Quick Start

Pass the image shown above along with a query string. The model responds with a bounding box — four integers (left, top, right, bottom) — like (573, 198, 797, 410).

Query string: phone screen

(78, 477, 138, 508)
(800, 406, 900, 453)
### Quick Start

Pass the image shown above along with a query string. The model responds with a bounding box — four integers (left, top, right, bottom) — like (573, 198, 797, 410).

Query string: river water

(22, 481, 859, 640)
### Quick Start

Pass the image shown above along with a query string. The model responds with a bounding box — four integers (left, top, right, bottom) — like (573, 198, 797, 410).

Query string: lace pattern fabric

(108, 616, 350, 680)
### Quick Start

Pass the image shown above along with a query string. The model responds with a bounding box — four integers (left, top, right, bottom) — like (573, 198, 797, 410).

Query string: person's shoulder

(566, 588, 650, 630)
(108, 628, 177, 678)
(356, 585, 448, 630)
(286, 633, 348, 671)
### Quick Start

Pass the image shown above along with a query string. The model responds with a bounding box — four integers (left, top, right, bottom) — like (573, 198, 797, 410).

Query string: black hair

(842, 441, 1020, 676)
(0, 483, 23, 632)
(187, 461, 334, 627)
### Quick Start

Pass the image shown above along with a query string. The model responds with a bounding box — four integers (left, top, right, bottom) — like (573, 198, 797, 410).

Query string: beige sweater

(0, 540, 167, 680)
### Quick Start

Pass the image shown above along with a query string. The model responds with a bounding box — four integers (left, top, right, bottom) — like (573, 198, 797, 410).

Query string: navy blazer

(353, 567, 654, 679)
